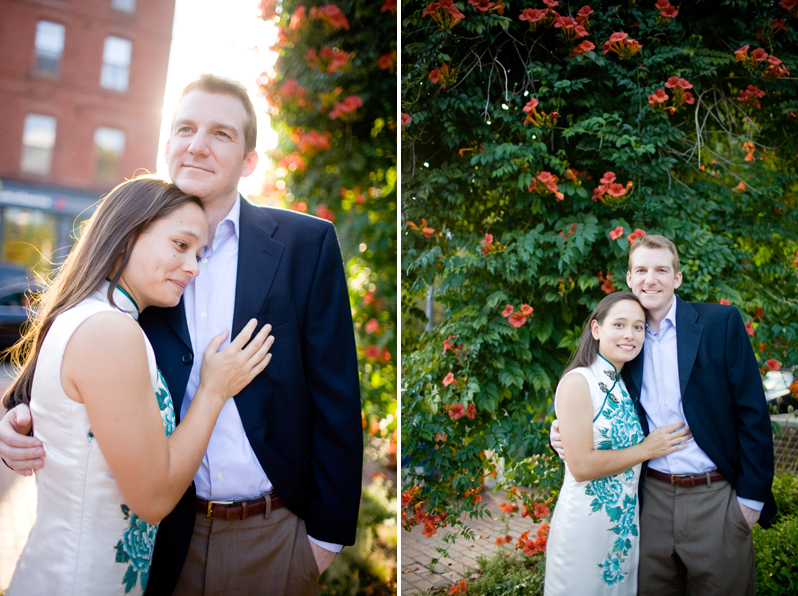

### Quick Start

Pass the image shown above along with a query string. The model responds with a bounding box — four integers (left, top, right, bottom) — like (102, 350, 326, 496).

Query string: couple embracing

(545, 234, 775, 596)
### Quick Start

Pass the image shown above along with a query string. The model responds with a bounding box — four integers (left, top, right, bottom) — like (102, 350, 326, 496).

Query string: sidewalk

(400, 488, 541, 596)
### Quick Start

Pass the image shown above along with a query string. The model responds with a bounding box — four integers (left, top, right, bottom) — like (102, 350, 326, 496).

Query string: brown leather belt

(647, 468, 725, 488)
(197, 493, 283, 520)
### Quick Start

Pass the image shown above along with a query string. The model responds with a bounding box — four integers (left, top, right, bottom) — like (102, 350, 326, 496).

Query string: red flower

(610, 226, 624, 240)
(297, 130, 332, 153)
(502, 304, 514, 317)
(534, 501, 551, 519)
(520, 304, 534, 317)
(449, 580, 467, 595)
(309, 4, 350, 30)
(443, 372, 457, 387)
(480, 232, 494, 255)
(735, 45, 750, 62)
(519, 8, 548, 26)
(600, 172, 617, 184)
(316, 204, 335, 222)
(429, 68, 441, 84)
(598, 271, 616, 294)
(469, 0, 495, 11)
(364, 345, 380, 359)
(770, 18, 788, 34)
(752, 48, 769, 62)
(745, 321, 755, 336)
(258, 0, 278, 20)
(737, 85, 765, 109)
(365, 318, 380, 334)
(422, 0, 465, 29)
(508, 312, 528, 328)
(523, 98, 539, 112)
(569, 40, 595, 57)
(377, 50, 397, 73)
(766, 358, 782, 372)
(381, 0, 397, 14)
(449, 402, 465, 419)
(756, 306, 765, 319)
(627, 228, 647, 243)
(719, 298, 730, 305)
(329, 95, 364, 120)
(290, 6, 307, 29)
(466, 403, 477, 419)
(500, 501, 519, 513)
(401, 112, 412, 127)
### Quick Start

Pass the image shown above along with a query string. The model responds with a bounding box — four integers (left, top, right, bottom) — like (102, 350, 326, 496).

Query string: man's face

(165, 90, 257, 205)
(626, 246, 682, 319)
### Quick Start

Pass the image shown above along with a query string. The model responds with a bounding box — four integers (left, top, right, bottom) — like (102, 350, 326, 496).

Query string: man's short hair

(628, 234, 680, 273)
(174, 73, 257, 154)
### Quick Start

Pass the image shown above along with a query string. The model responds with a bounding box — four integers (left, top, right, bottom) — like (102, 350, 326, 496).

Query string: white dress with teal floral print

(7, 282, 175, 596)
(544, 354, 645, 596)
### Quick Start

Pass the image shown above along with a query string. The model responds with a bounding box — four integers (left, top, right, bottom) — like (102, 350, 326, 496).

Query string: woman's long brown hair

(2, 176, 202, 408)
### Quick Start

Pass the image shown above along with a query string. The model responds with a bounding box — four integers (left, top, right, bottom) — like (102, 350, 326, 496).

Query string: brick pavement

(400, 488, 542, 596)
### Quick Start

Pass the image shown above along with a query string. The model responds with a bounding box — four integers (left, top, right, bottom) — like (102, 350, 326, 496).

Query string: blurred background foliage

(255, 0, 397, 592)
(401, 0, 798, 546)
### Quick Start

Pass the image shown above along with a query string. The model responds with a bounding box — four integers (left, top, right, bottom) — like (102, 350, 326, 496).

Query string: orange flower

(502, 304, 514, 317)
(329, 95, 364, 120)
(448, 579, 467, 595)
(720, 298, 730, 305)
(365, 318, 380, 334)
(381, 0, 397, 14)
(443, 373, 457, 387)
(534, 501, 551, 519)
(745, 321, 755, 336)
(602, 32, 642, 59)
(569, 40, 595, 56)
(377, 50, 397, 73)
(401, 112, 412, 127)
(627, 228, 647, 243)
(309, 4, 350, 30)
(609, 226, 624, 240)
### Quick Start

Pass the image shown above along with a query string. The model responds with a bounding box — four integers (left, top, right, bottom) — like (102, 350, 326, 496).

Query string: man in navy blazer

(0, 74, 362, 595)
(552, 234, 774, 596)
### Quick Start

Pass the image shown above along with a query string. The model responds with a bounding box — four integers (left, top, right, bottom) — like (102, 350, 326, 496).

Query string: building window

(112, 0, 136, 12)
(94, 127, 126, 181)
(34, 21, 65, 75)
(21, 114, 57, 175)
(100, 37, 132, 91)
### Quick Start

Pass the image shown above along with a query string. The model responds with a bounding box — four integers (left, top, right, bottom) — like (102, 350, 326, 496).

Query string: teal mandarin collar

(103, 279, 140, 320)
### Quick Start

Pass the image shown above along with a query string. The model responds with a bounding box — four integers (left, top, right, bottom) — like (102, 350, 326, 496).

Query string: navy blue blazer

(622, 297, 775, 527)
(140, 199, 363, 595)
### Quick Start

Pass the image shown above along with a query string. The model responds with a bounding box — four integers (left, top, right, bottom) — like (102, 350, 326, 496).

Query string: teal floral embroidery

(115, 505, 157, 593)
(599, 555, 625, 586)
(585, 373, 645, 587)
(155, 369, 175, 437)
(604, 368, 620, 382)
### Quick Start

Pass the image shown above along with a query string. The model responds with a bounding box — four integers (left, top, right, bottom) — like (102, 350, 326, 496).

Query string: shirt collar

(208, 194, 241, 253)
(647, 296, 677, 334)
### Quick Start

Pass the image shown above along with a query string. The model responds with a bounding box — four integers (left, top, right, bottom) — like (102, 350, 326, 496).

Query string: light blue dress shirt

(180, 195, 341, 552)
(640, 298, 762, 511)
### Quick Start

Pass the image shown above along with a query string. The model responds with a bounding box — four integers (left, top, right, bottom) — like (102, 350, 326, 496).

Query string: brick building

(0, 0, 175, 279)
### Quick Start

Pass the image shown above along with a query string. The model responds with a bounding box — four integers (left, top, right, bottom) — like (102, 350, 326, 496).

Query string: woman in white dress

(545, 292, 691, 595)
(2, 177, 274, 595)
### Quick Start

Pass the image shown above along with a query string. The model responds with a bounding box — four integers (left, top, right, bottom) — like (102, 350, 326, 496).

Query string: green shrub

(753, 515, 798, 596)
(771, 471, 798, 522)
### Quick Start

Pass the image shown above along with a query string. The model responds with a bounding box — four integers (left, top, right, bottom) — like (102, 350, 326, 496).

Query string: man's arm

(301, 223, 363, 546)
(0, 404, 44, 475)
(724, 307, 774, 524)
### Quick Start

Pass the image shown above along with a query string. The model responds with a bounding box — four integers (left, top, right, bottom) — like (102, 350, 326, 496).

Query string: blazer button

(182, 353, 193, 364)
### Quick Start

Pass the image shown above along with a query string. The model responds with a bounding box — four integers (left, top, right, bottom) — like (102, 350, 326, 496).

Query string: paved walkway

(400, 488, 542, 595)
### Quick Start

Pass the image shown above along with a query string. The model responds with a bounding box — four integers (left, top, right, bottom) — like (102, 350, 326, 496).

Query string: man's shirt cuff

(736, 496, 763, 511)
(308, 536, 343, 553)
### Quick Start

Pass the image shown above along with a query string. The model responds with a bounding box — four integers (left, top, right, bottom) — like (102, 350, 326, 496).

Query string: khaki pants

(172, 503, 320, 596)
(638, 476, 755, 596)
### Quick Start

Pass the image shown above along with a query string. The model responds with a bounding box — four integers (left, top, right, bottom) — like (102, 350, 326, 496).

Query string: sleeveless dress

(7, 282, 176, 596)
(544, 354, 645, 596)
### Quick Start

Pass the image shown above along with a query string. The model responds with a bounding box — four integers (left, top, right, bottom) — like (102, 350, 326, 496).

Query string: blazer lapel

(232, 198, 285, 337)
(162, 300, 191, 350)
(675, 296, 702, 399)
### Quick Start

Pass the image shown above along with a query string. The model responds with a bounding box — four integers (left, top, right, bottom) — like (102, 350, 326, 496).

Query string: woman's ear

(591, 319, 600, 341)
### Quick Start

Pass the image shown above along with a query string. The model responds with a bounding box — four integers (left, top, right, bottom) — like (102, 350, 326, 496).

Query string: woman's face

(591, 299, 646, 369)
(120, 202, 208, 311)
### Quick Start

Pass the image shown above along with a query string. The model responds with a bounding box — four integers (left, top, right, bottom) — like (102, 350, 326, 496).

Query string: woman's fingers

(228, 318, 258, 351)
